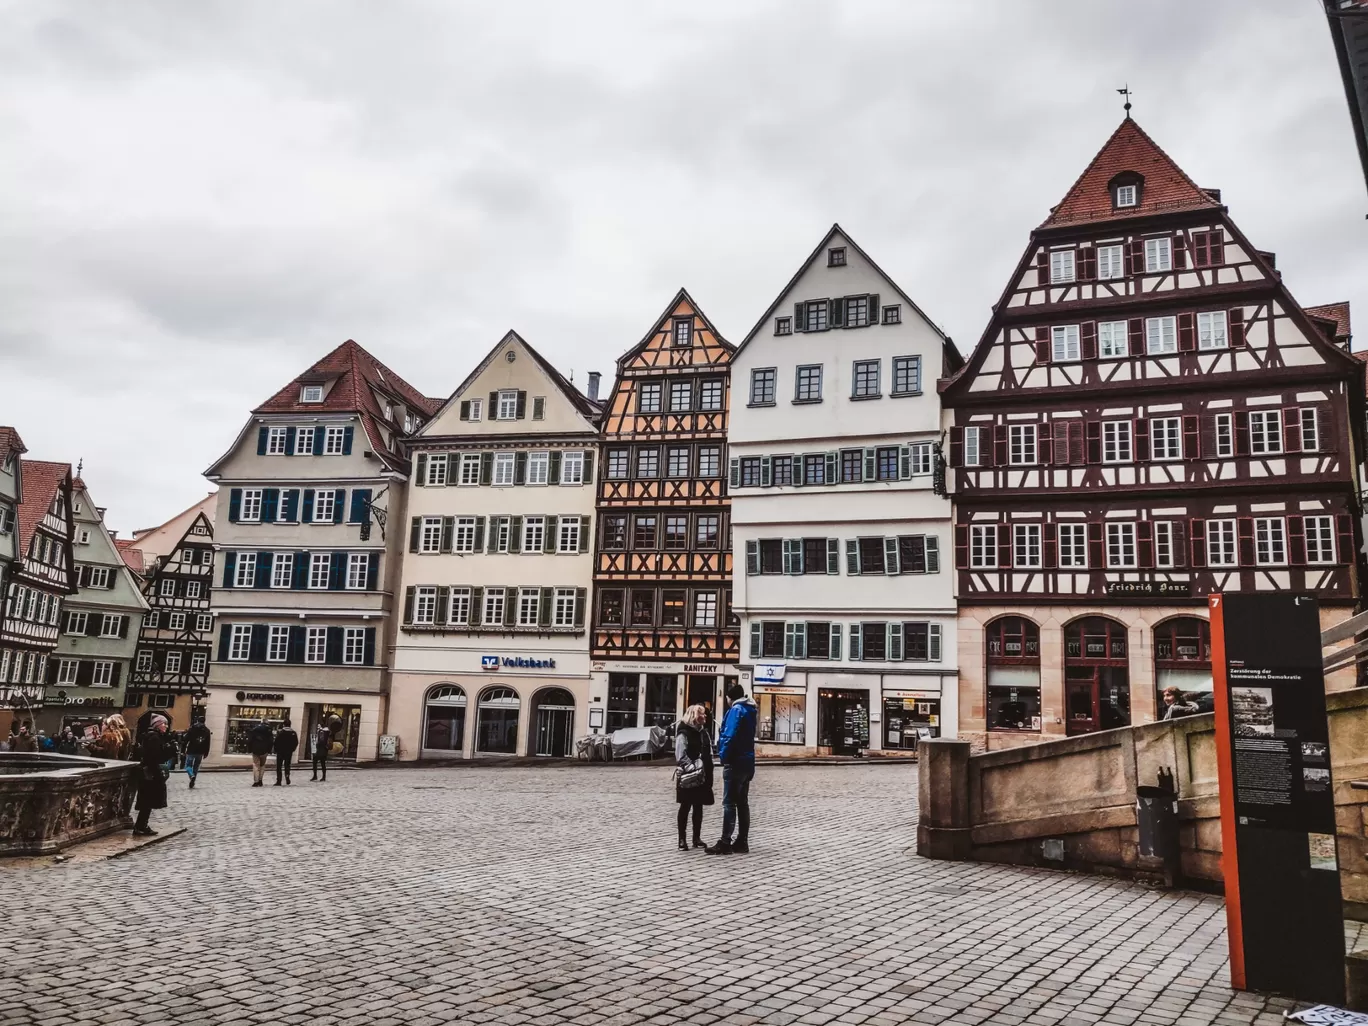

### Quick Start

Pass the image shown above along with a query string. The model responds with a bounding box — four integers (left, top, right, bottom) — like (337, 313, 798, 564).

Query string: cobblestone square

(2, 764, 1297, 1026)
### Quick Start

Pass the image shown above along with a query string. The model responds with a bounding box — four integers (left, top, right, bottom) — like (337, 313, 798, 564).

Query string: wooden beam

(1323, 634, 1368, 673)
(1321, 607, 1368, 646)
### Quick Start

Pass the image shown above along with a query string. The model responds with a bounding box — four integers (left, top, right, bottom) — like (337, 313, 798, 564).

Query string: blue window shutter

(285, 426, 296, 454)
(255, 552, 272, 589)
(333, 489, 345, 524)
(228, 489, 242, 523)
(292, 553, 309, 590)
(366, 552, 379, 591)
(325, 627, 343, 665)
(257, 427, 269, 455)
(328, 552, 346, 590)
(287, 625, 305, 663)
(363, 627, 376, 666)
(283, 489, 299, 522)
(342, 426, 354, 455)
(249, 624, 268, 662)
(223, 552, 237, 588)
(217, 624, 231, 661)
(302, 489, 315, 523)
(313, 430, 325, 455)
(262, 489, 279, 522)
(349, 489, 370, 524)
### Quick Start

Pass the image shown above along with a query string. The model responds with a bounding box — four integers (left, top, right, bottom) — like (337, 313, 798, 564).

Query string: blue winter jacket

(717, 697, 758, 767)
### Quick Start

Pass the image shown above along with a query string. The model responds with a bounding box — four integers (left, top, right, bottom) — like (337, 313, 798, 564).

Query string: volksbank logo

(482, 655, 557, 671)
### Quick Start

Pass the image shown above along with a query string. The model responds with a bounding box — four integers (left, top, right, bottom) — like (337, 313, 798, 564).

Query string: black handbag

(677, 758, 706, 789)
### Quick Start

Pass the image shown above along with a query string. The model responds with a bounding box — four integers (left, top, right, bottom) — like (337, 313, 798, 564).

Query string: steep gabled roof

(0, 427, 27, 471)
(114, 538, 146, 574)
(1305, 302, 1352, 345)
(735, 223, 962, 372)
(17, 459, 70, 553)
(428, 330, 602, 429)
(1041, 118, 1222, 228)
(615, 288, 734, 371)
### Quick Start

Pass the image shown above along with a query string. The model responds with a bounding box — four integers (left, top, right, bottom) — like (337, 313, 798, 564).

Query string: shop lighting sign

(754, 662, 786, 684)
(482, 655, 556, 671)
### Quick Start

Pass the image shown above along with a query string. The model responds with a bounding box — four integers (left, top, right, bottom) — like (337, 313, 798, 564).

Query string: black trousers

(676, 802, 703, 841)
(276, 755, 291, 784)
(135, 807, 151, 830)
(312, 753, 327, 779)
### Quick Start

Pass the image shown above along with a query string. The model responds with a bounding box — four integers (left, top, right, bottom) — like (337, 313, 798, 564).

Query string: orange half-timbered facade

(591, 290, 741, 733)
(942, 118, 1366, 750)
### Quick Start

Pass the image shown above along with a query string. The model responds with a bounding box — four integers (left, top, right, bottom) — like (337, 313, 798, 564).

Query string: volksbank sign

(482, 655, 558, 671)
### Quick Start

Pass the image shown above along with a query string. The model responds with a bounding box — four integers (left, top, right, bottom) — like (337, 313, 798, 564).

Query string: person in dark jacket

(311, 722, 331, 782)
(10, 723, 38, 753)
(273, 719, 299, 786)
(246, 720, 275, 787)
(674, 704, 715, 850)
(134, 714, 171, 836)
(706, 682, 758, 856)
(183, 719, 211, 789)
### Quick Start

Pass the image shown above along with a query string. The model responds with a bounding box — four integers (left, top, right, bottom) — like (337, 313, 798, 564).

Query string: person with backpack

(311, 721, 331, 782)
(246, 719, 275, 787)
(706, 682, 758, 856)
(183, 718, 211, 789)
(274, 719, 299, 786)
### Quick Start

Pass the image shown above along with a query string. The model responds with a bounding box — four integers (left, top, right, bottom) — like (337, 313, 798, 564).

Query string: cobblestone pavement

(2, 763, 1299, 1026)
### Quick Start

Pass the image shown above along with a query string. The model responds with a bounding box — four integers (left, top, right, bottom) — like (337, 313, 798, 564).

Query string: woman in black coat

(134, 714, 170, 836)
(675, 704, 715, 851)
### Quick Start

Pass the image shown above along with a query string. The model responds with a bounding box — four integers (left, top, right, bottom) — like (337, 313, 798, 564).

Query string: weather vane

(1117, 84, 1133, 118)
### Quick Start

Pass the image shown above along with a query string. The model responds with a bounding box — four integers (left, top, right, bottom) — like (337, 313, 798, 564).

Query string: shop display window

(757, 692, 805, 744)
(644, 674, 678, 729)
(1063, 617, 1131, 735)
(226, 705, 289, 754)
(607, 673, 639, 732)
(883, 697, 939, 750)
(985, 616, 1041, 732)
(1154, 617, 1214, 715)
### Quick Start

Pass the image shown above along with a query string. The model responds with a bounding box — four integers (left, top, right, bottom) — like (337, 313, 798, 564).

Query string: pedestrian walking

(706, 682, 757, 856)
(273, 719, 299, 786)
(310, 721, 331, 782)
(674, 704, 714, 851)
(246, 720, 275, 787)
(183, 718, 211, 789)
(133, 714, 171, 836)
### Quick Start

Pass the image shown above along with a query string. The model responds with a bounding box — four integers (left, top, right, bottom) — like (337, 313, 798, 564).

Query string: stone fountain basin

(0, 752, 139, 855)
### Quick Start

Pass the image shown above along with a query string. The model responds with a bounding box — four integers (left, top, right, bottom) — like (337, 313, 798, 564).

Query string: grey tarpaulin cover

(610, 726, 668, 759)
(1287, 1006, 1368, 1025)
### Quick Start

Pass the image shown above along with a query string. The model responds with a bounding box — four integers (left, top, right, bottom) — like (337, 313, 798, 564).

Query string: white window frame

(1009, 425, 1037, 466)
(346, 553, 369, 590)
(553, 588, 578, 628)
(1049, 250, 1075, 284)
(1249, 410, 1283, 455)
(497, 390, 519, 420)
(1207, 520, 1238, 568)
(1144, 237, 1172, 273)
(424, 454, 448, 487)
(240, 489, 263, 523)
(197, 613, 213, 632)
(159, 578, 175, 597)
(969, 525, 997, 569)
(1151, 417, 1182, 461)
(1102, 421, 1132, 463)
(266, 426, 289, 455)
(694, 592, 718, 629)
(191, 652, 208, 674)
(484, 588, 505, 625)
(493, 452, 516, 487)
(305, 627, 327, 664)
(89, 566, 112, 589)
(294, 427, 315, 455)
(308, 552, 331, 590)
(1051, 324, 1080, 362)
(1215, 414, 1234, 458)
(1106, 522, 1137, 568)
(229, 624, 252, 661)
(91, 661, 114, 686)
(312, 490, 335, 523)
(909, 442, 933, 476)
(1305, 516, 1336, 564)
(234, 552, 257, 588)
(517, 587, 540, 627)
(414, 586, 438, 625)
(420, 517, 443, 554)
(57, 659, 79, 685)
(1301, 409, 1319, 453)
(964, 427, 982, 468)
(271, 553, 293, 589)
(266, 626, 289, 663)
(169, 612, 187, 631)
(1115, 185, 1137, 208)
(1013, 524, 1042, 568)
(1197, 311, 1228, 351)
(1255, 517, 1287, 566)
(468, 399, 483, 422)
(301, 385, 324, 403)
(99, 614, 121, 638)
(186, 580, 202, 599)
(1154, 521, 1175, 568)
(558, 516, 581, 553)
(1057, 523, 1088, 569)
(522, 516, 545, 553)
(449, 587, 472, 625)
(527, 451, 550, 486)
(561, 450, 586, 486)
(454, 517, 478, 553)
(134, 652, 152, 674)
(1097, 244, 1124, 280)
(1146, 316, 1176, 355)
(342, 627, 366, 665)
(459, 453, 482, 486)
(323, 425, 346, 455)
(1098, 320, 1127, 358)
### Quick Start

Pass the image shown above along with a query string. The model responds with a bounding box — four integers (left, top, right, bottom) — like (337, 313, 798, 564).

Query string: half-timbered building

(389, 331, 601, 760)
(730, 225, 963, 756)
(942, 117, 1366, 749)
(122, 508, 216, 734)
(0, 429, 27, 652)
(0, 459, 76, 717)
(37, 477, 150, 735)
(591, 290, 739, 735)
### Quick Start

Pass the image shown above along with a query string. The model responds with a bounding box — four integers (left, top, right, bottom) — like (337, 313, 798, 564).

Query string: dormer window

(301, 385, 324, 403)
(672, 318, 693, 347)
(1115, 184, 1137, 207)
(828, 247, 847, 267)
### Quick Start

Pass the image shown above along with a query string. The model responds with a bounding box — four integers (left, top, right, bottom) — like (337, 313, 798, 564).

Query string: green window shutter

(515, 452, 528, 485)
(883, 537, 900, 575)
(435, 588, 450, 626)
(866, 294, 879, 324)
(540, 587, 553, 628)
(342, 426, 354, 455)
(863, 448, 876, 482)
(849, 624, 862, 661)
(929, 624, 942, 662)
(459, 401, 471, 421)
(926, 537, 941, 573)
(416, 453, 428, 486)
(508, 516, 522, 553)
(791, 456, 804, 486)
(889, 622, 904, 661)
(899, 445, 912, 480)
(333, 490, 345, 524)
(582, 450, 594, 484)
(470, 587, 483, 626)
(784, 623, 799, 659)
(749, 622, 761, 659)
(409, 517, 421, 554)
(228, 489, 242, 523)
(441, 517, 454, 553)
(829, 623, 842, 661)
(503, 589, 517, 627)
(548, 451, 562, 485)
(480, 451, 494, 485)
(745, 540, 759, 576)
(845, 540, 859, 575)
(573, 588, 586, 629)
(825, 451, 838, 485)
(257, 427, 269, 455)
(473, 517, 486, 551)
(760, 456, 772, 487)
(729, 458, 740, 488)
(403, 586, 415, 624)
(826, 539, 840, 575)
(580, 516, 591, 553)
(542, 518, 556, 554)
(515, 391, 528, 419)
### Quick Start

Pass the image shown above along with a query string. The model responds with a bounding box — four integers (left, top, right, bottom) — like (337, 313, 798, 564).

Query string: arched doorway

(530, 688, 576, 757)
(1153, 617, 1213, 716)
(476, 686, 520, 754)
(423, 684, 467, 756)
(985, 616, 1041, 733)
(1064, 617, 1131, 735)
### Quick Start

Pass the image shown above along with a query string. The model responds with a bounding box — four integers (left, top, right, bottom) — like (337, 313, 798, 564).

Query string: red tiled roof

(1305, 302, 1351, 343)
(17, 460, 70, 553)
(0, 426, 28, 469)
(1041, 118, 1222, 228)
(252, 339, 440, 472)
(114, 538, 146, 573)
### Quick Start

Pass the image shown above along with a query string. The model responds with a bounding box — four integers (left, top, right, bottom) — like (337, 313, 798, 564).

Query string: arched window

(985, 616, 1041, 732)
(1063, 617, 1131, 735)
(1154, 617, 1213, 716)
(530, 687, 576, 758)
(423, 684, 467, 754)
(477, 687, 520, 754)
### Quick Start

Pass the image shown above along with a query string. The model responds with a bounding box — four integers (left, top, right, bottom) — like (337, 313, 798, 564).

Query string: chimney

(587, 372, 601, 402)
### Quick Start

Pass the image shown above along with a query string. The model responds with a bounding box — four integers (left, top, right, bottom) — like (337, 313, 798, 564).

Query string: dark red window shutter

(949, 426, 964, 468)
(1069, 422, 1086, 465)
(1039, 421, 1054, 465)
(997, 524, 1013, 569)
(1190, 518, 1207, 567)
(1126, 239, 1144, 275)
(1128, 318, 1145, 356)
(1282, 408, 1301, 453)
(1234, 412, 1251, 456)
(1043, 525, 1057, 568)
(1081, 321, 1098, 360)
(1173, 233, 1188, 269)
(1053, 422, 1071, 465)
(1288, 516, 1306, 565)
(1036, 248, 1049, 280)
(1171, 520, 1187, 568)
(955, 525, 969, 569)
(1237, 518, 1255, 566)
(1079, 248, 1096, 281)
(1337, 515, 1355, 564)
(1087, 523, 1104, 568)
(1183, 416, 1201, 461)
(1178, 313, 1196, 352)
(1085, 421, 1102, 464)
(1134, 419, 1150, 462)
(1035, 326, 1051, 363)
(993, 425, 1008, 466)
(1212, 234, 1225, 266)
(1229, 308, 1246, 348)
(1137, 521, 1154, 567)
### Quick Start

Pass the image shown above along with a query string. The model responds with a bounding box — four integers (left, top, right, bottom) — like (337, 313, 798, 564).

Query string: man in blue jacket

(707, 681, 757, 855)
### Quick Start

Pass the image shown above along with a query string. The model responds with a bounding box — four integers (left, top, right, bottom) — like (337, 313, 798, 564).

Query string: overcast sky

(3, 1, 1364, 535)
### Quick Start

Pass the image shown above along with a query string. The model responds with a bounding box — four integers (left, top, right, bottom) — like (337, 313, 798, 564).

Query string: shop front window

(1063, 617, 1131, 736)
(884, 696, 939, 750)
(607, 672, 639, 732)
(307, 703, 362, 759)
(1153, 617, 1213, 716)
(226, 705, 289, 754)
(423, 684, 466, 754)
(644, 674, 678, 730)
(986, 617, 1041, 732)
(756, 691, 805, 744)
(476, 687, 520, 754)
(818, 689, 869, 755)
